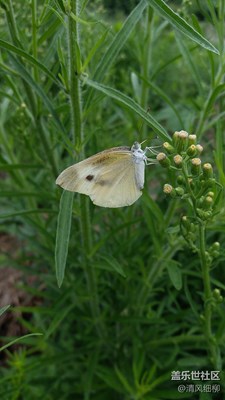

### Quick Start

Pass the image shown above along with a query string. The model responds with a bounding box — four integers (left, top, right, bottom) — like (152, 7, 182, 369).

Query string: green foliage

(0, 0, 225, 399)
(159, 130, 224, 369)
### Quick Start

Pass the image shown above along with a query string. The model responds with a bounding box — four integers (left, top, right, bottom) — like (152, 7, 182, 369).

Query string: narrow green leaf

(0, 333, 43, 352)
(0, 39, 62, 88)
(0, 163, 41, 170)
(80, 0, 90, 14)
(54, 0, 65, 14)
(46, 4, 66, 26)
(84, 347, 100, 400)
(0, 191, 55, 199)
(138, 73, 184, 127)
(84, 0, 148, 110)
(0, 305, 10, 317)
(55, 190, 74, 287)
(0, 209, 56, 218)
(97, 367, 124, 392)
(167, 261, 182, 290)
(203, 84, 225, 119)
(9, 56, 66, 134)
(0, 90, 20, 105)
(38, 18, 63, 46)
(82, 29, 109, 72)
(94, 0, 147, 79)
(175, 33, 203, 93)
(184, 278, 201, 318)
(142, 191, 165, 224)
(197, 83, 225, 137)
(45, 304, 74, 339)
(83, 78, 170, 141)
(70, 11, 96, 26)
(99, 255, 127, 278)
(149, 0, 219, 54)
(142, 192, 162, 256)
(115, 366, 133, 394)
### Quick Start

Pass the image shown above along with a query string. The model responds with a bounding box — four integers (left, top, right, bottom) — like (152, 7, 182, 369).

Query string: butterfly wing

(56, 147, 145, 207)
(89, 155, 144, 207)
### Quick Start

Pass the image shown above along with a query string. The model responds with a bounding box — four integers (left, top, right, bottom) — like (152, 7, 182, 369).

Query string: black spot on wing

(86, 175, 94, 181)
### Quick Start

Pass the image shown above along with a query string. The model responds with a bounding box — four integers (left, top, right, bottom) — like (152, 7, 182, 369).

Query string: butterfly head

(131, 142, 147, 164)
(131, 141, 160, 165)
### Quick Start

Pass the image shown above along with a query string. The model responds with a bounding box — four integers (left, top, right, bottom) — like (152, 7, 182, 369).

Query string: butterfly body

(56, 142, 150, 208)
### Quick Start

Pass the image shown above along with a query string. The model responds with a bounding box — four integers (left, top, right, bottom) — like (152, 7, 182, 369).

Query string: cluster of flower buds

(180, 215, 197, 250)
(157, 130, 219, 221)
(213, 287, 223, 304)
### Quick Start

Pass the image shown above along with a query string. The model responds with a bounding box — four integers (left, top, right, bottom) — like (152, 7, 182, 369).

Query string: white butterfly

(56, 142, 156, 208)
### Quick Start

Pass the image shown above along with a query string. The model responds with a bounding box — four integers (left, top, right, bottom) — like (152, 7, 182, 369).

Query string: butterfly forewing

(56, 146, 145, 208)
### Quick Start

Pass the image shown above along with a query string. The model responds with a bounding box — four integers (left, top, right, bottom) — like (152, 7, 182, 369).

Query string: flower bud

(205, 251, 212, 265)
(196, 208, 212, 220)
(188, 134, 197, 145)
(163, 142, 175, 154)
(176, 130, 189, 152)
(202, 195, 213, 210)
(211, 242, 220, 251)
(177, 175, 185, 185)
(173, 154, 183, 168)
(213, 288, 223, 303)
(188, 177, 194, 189)
(209, 242, 220, 258)
(196, 144, 203, 154)
(156, 152, 171, 168)
(200, 314, 205, 322)
(197, 196, 204, 207)
(191, 158, 201, 175)
(163, 184, 176, 197)
(181, 217, 195, 232)
(187, 144, 197, 157)
(181, 218, 196, 236)
(203, 163, 213, 179)
(190, 222, 196, 232)
(178, 130, 189, 139)
(175, 187, 185, 196)
(181, 215, 191, 229)
(172, 131, 180, 146)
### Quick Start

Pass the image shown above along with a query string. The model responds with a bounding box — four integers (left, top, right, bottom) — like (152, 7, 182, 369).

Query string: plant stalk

(198, 223, 221, 369)
(183, 160, 220, 368)
(140, 8, 153, 141)
(67, 0, 102, 336)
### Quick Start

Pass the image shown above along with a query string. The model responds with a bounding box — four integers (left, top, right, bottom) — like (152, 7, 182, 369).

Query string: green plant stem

(67, 4, 82, 147)
(67, 0, 102, 336)
(182, 160, 220, 368)
(198, 222, 220, 369)
(31, 0, 38, 81)
(5, 0, 21, 47)
(31, 0, 41, 114)
(140, 8, 153, 141)
(182, 161, 197, 210)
